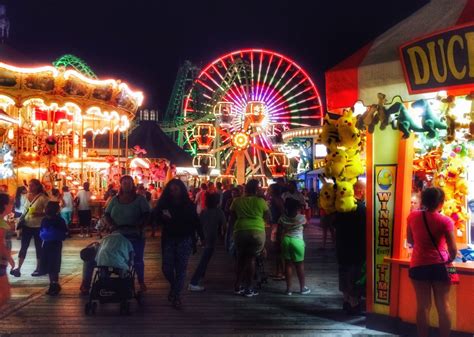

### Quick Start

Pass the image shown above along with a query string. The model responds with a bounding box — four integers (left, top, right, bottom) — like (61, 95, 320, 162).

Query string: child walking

(279, 198, 310, 295)
(39, 201, 67, 295)
(0, 193, 14, 307)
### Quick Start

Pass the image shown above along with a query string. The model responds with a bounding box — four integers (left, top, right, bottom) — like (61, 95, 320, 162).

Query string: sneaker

(233, 287, 245, 295)
(300, 287, 311, 295)
(78, 234, 84, 238)
(46, 283, 61, 296)
(243, 289, 259, 297)
(31, 270, 43, 277)
(285, 290, 292, 296)
(188, 284, 205, 292)
(10, 268, 21, 277)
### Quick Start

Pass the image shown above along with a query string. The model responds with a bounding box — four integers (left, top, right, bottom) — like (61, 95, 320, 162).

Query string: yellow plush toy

(335, 181, 357, 213)
(320, 115, 339, 151)
(343, 149, 365, 184)
(442, 199, 467, 233)
(319, 182, 336, 214)
(336, 109, 361, 149)
(324, 149, 347, 179)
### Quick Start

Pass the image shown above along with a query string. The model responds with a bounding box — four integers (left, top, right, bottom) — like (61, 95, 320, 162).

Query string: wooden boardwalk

(0, 220, 396, 337)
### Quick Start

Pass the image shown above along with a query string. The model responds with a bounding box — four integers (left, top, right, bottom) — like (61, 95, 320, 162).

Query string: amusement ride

(162, 49, 324, 185)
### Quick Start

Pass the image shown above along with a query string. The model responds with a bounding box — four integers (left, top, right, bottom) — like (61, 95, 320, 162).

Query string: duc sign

(400, 23, 474, 94)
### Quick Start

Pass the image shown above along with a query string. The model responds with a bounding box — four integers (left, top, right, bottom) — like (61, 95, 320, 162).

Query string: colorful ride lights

(231, 131, 251, 150)
(192, 123, 216, 150)
(266, 152, 289, 177)
(244, 101, 267, 127)
(213, 102, 234, 126)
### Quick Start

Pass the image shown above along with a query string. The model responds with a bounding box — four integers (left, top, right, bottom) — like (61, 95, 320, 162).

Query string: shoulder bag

(422, 211, 459, 285)
(16, 194, 42, 231)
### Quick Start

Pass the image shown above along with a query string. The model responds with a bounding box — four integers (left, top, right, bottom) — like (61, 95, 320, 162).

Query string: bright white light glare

(314, 144, 327, 158)
(353, 101, 366, 116)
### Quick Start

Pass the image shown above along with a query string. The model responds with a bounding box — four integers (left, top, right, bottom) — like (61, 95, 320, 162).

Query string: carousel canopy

(325, 0, 474, 111)
(127, 120, 193, 167)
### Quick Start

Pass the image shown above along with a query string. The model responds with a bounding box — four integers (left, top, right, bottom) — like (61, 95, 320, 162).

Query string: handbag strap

(422, 211, 446, 262)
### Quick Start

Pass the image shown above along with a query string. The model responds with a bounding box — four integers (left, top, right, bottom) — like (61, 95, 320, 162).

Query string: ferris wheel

(183, 49, 323, 185)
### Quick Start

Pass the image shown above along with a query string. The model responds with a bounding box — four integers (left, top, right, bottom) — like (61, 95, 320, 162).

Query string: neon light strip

(267, 85, 314, 114)
(261, 57, 283, 103)
(255, 51, 263, 101)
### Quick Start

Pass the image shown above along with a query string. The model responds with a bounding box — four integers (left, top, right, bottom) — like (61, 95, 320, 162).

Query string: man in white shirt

(76, 182, 92, 237)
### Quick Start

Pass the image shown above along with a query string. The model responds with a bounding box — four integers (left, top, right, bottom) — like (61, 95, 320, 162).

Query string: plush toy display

(433, 145, 470, 238)
(319, 181, 336, 214)
(320, 115, 339, 151)
(442, 199, 467, 234)
(335, 181, 357, 213)
(321, 108, 365, 213)
(344, 150, 365, 184)
(337, 109, 361, 149)
(324, 149, 347, 179)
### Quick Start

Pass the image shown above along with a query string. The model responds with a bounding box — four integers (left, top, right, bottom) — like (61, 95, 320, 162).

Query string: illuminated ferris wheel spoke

(261, 57, 284, 103)
(255, 51, 264, 101)
(250, 51, 255, 100)
(227, 55, 250, 103)
(260, 53, 273, 99)
(267, 85, 314, 114)
(270, 96, 321, 116)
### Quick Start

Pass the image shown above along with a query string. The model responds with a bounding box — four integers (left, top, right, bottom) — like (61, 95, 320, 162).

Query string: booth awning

(325, 0, 474, 111)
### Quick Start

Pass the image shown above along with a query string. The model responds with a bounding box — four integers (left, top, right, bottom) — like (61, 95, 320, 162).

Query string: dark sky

(4, 0, 429, 111)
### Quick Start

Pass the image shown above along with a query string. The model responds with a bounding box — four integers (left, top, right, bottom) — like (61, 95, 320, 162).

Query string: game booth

(324, 0, 474, 335)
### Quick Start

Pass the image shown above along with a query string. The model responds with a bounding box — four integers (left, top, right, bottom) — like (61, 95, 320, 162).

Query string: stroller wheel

(85, 302, 97, 315)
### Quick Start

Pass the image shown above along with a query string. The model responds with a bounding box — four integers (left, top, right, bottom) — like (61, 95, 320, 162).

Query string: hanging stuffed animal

(412, 99, 447, 139)
(343, 149, 365, 184)
(442, 199, 467, 235)
(324, 149, 347, 179)
(319, 181, 336, 214)
(335, 181, 357, 213)
(336, 109, 361, 149)
(319, 115, 339, 152)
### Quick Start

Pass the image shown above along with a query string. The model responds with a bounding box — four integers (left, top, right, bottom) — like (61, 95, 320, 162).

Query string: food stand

(325, 0, 474, 334)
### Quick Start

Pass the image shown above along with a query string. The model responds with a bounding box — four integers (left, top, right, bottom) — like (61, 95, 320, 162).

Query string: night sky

(3, 0, 429, 111)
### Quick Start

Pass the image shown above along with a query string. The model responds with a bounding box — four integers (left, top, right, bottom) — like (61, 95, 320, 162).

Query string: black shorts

(40, 241, 63, 274)
(409, 263, 449, 282)
(78, 210, 92, 228)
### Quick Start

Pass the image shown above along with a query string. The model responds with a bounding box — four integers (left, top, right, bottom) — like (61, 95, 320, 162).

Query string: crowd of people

(0, 175, 456, 335)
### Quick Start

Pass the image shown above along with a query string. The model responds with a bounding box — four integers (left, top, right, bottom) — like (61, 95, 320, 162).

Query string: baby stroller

(85, 265, 142, 315)
(254, 251, 268, 290)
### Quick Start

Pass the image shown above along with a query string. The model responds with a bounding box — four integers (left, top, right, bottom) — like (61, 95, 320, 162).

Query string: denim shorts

(409, 263, 449, 282)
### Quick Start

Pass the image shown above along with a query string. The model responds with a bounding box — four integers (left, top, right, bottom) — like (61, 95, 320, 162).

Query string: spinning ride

(181, 49, 323, 184)
(0, 55, 143, 193)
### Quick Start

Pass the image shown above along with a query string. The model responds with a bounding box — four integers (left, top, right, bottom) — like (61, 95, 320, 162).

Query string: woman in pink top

(407, 187, 457, 337)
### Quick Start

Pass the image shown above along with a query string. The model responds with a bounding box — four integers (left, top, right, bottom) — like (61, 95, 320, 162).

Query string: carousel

(0, 55, 143, 196)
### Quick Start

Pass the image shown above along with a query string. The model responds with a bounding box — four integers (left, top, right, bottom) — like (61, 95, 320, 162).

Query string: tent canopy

(325, 0, 474, 111)
(127, 121, 193, 167)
